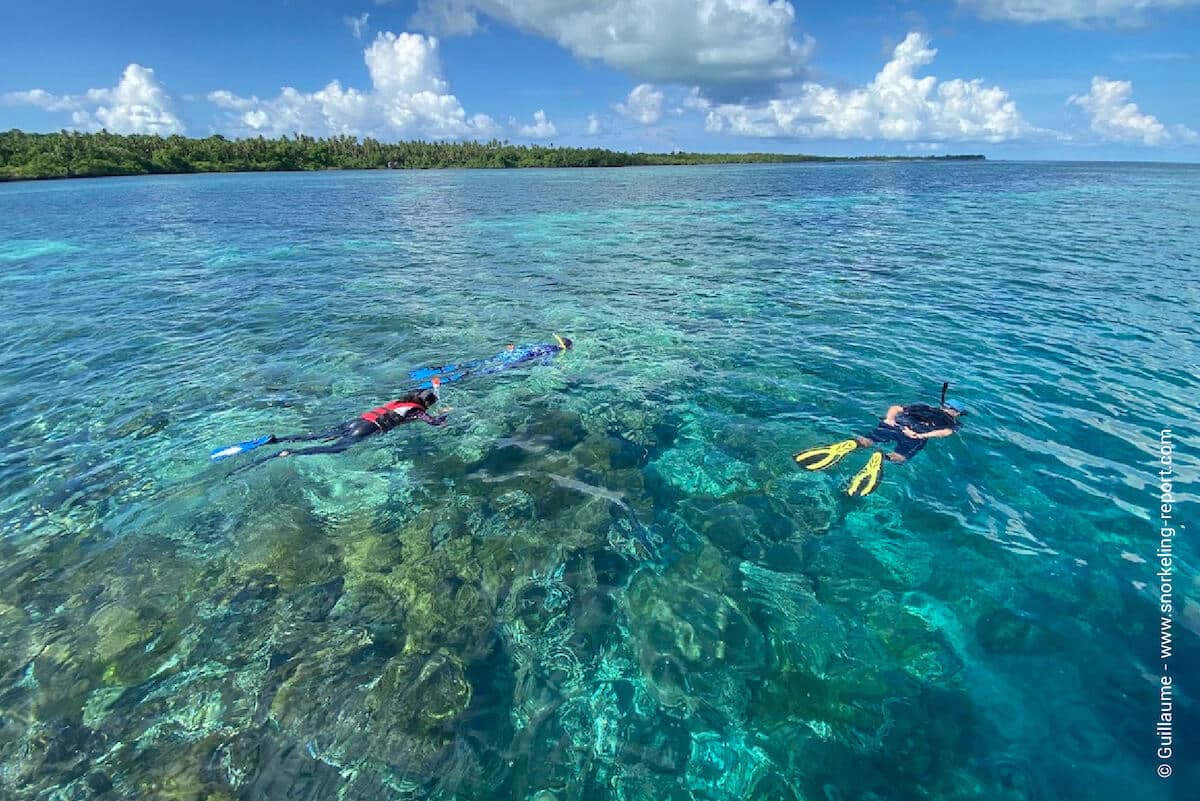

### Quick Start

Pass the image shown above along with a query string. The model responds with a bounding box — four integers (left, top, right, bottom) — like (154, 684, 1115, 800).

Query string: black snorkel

(940, 381, 968, 418)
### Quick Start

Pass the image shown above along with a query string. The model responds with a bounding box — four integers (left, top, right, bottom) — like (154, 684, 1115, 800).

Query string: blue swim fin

(210, 435, 273, 461)
(409, 364, 459, 381)
(417, 369, 472, 389)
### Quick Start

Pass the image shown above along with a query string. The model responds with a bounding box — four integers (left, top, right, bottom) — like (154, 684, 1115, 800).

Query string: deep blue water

(0, 162, 1197, 800)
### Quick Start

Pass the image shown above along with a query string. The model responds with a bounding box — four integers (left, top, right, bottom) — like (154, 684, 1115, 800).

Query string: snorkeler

(212, 382, 449, 471)
(794, 383, 968, 496)
(409, 334, 573, 387)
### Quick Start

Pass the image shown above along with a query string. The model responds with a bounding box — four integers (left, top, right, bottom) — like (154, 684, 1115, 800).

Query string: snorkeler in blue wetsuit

(793, 384, 968, 496)
(410, 335, 573, 388)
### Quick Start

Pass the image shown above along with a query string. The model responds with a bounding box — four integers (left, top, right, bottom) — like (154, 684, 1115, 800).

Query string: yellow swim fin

(793, 439, 858, 471)
(846, 452, 883, 497)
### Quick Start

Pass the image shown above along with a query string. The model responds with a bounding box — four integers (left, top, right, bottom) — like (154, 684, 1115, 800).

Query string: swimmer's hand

(901, 427, 922, 439)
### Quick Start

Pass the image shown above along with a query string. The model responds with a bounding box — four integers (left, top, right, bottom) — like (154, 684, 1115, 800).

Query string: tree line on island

(0, 129, 984, 181)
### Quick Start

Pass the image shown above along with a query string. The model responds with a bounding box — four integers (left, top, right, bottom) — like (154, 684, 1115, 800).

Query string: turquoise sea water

(0, 163, 1197, 800)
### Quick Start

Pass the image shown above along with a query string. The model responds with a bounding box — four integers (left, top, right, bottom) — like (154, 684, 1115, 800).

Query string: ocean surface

(0, 162, 1197, 801)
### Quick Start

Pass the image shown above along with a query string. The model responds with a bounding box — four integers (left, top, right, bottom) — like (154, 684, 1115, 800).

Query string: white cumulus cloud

(2, 64, 184, 135)
(207, 32, 496, 139)
(957, 0, 1199, 24)
(410, 0, 814, 97)
(344, 12, 370, 39)
(2, 89, 78, 112)
(1068, 76, 1195, 144)
(700, 33, 1025, 142)
(615, 84, 664, 124)
(511, 109, 557, 138)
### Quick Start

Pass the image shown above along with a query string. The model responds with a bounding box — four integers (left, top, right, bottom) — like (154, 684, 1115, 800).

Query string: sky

(1, 0, 1198, 160)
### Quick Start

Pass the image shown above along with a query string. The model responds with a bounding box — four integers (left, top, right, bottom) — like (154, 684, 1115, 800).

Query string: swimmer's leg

(270, 423, 350, 444)
(273, 435, 365, 459)
(227, 433, 366, 475)
(411, 356, 488, 382)
(856, 422, 901, 450)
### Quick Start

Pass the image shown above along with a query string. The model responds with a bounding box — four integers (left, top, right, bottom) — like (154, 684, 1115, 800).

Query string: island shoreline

(0, 129, 985, 183)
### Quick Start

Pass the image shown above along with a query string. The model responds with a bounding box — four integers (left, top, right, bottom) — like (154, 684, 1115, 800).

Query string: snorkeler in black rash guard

(793, 390, 968, 497)
(851, 400, 966, 464)
(221, 384, 449, 473)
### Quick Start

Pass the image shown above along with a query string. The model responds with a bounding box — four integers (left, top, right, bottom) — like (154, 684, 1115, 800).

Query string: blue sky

(2, 0, 1198, 160)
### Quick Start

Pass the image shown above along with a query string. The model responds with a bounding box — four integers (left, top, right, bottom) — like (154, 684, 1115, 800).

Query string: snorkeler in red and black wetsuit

(212, 335, 575, 472)
(225, 383, 449, 473)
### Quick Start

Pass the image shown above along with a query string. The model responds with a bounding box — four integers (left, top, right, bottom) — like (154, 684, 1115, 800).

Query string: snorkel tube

(940, 381, 968, 416)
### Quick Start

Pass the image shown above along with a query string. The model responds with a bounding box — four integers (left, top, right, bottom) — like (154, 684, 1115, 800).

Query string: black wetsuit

(862, 404, 960, 460)
(232, 398, 447, 472)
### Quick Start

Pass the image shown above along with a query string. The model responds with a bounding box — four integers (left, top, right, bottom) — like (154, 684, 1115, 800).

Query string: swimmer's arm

(883, 405, 904, 425)
(417, 410, 450, 426)
(915, 427, 956, 439)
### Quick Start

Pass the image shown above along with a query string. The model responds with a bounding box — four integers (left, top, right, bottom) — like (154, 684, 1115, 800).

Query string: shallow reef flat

(0, 162, 1196, 800)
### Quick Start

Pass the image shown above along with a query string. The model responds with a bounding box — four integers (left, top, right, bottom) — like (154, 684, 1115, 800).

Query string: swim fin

(417, 373, 462, 389)
(793, 439, 859, 471)
(211, 434, 274, 462)
(846, 452, 883, 497)
(409, 364, 458, 381)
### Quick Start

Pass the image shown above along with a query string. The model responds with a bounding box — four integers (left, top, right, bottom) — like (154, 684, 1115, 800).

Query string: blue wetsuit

(410, 339, 572, 388)
(861, 404, 960, 460)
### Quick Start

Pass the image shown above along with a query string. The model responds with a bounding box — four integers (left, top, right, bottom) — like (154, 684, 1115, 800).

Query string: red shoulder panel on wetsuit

(361, 401, 423, 424)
